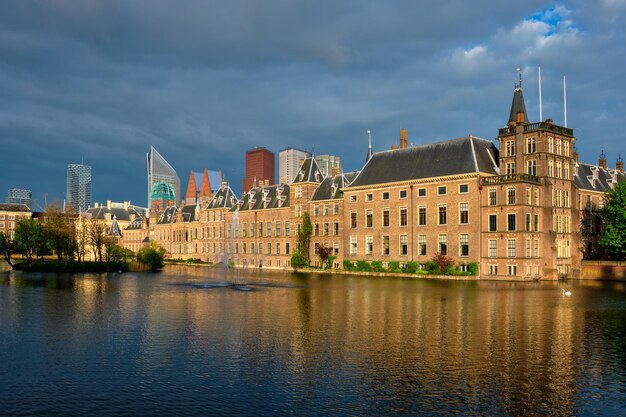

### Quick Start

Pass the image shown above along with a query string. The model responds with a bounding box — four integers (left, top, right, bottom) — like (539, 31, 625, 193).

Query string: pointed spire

(508, 69, 528, 125)
(366, 130, 373, 163)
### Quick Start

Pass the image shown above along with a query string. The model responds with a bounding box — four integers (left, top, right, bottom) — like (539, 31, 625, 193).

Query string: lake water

(1, 264, 625, 416)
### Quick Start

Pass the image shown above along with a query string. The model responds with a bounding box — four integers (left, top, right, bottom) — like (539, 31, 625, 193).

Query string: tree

(0, 232, 15, 268)
(87, 219, 109, 262)
(431, 251, 454, 274)
(317, 245, 331, 269)
(42, 202, 77, 262)
(297, 211, 313, 264)
(137, 242, 166, 271)
(14, 218, 46, 266)
(106, 243, 134, 263)
(598, 181, 626, 260)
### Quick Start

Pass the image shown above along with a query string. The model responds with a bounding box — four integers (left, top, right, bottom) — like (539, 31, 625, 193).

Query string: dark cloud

(1, 1, 624, 206)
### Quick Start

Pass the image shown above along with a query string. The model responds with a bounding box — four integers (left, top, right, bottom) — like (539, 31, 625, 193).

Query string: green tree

(106, 243, 134, 263)
(297, 211, 313, 264)
(14, 218, 46, 266)
(43, 202, 77, 262)
(137, 242, 166, 272)
(598, 181, 626, 259)
(0, 232, 15, 268)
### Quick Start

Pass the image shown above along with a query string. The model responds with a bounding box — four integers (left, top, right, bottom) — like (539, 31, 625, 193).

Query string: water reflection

(0, 265, 624, 415)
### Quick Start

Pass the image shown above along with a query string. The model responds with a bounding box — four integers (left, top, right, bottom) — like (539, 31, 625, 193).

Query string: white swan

(561, 288, 572, 297)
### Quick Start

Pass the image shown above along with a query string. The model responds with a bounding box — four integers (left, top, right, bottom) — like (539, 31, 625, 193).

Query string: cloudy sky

(1, 1, 625, 209)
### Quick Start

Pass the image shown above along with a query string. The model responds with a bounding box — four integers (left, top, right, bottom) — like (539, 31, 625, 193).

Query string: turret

(616, 154, 624, 173)
(599, 150, 607, 170)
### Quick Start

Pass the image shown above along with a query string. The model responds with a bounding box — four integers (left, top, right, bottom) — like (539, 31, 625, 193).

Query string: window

(548, 137, 554, 153)
(527, 137, 536, 153)
(285, 221, 291, 236)
(418, 206, 426, 225)
(334, 203, 339, 215)
(506, 162, 516, 175)
(350, 195, 357, 202)
(525, 239, 531, 258)
(439, 234, 447, 255)
(266, 222, 272, 237)
(314, 223, 319, 236)
(418, 235, 426, 256)
(548, 159, 554, 177)
(350, 212, 357, 228)
(400, 208, 408, 226)
(507, 239, 516, 257)
(276, 222, 281, 237)
(556, 161, 562, 178)
(400, 190, 407, 198)
(382, 209, 390, 227)
(526, 213, 531, 231)
(507, 188, 516, 205)
(258, 223, 263, 237)
(507, 213, 516, 231)
(459, 234, 469, 256)
(366, 209, 373, 227)
(527, 160, 537, 176)
(382, 236, 390, 255)
(489, 189, 497, 206)
(276, 243, 280, 255)
(489, 264, 498, 275)
(313, 205, 319, 216)
(534, 214, 539, 232)
(459, 203, 469, 224)
(382, 192, 390, 200)
(418, 188, 426, 197)
(438, 205, 447, 225)
(323, 204, 328, 215)
(533, 239, 539, 257)
(366, 236, 373, 255)
(564, 162, 570, 180)
(350, 236, 357, 255)
(333, 242, 339, 256)
(438, 186, 447, 195)
(267, 243, 271, 255)
(489, 214, 497, 232)
(366, 194, 373, 201)
(286, 242, 290, 255)
(334, 222, 339, 235)
(459, 184, 468, 193)
(295, 186, 302, 198)
(508, 265, 517, 276)
(323, 223, 329, 236)
(556, 139, 562, 155)
(506, 140, 515, 156)
(400, 235, 408, 256)
(488, 239, 497, 258)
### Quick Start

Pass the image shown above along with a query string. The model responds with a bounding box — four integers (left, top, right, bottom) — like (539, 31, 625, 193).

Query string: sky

(1, 0, 625, 209)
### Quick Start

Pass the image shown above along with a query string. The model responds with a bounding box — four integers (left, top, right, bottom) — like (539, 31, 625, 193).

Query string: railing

(498, 122, 574, 137)
(482, 173, 541, 185)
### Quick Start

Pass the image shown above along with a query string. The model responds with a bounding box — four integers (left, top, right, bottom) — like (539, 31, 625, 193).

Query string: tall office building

(243, 147, 274, 193)
(279, 147, 311, 184)
(147, 146, 180, 211)
(66, 164, 92, 213)
(6, 188, 32, 208)
(316, 155, 342, 177)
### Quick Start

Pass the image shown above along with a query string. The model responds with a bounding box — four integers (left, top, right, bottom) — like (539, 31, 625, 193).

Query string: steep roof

(180, 204, 198, 222)
(157, 206, 178, 224)
(125, 216, 144, 230)
(311, 171, 359, 201)
(0, 203, 31, 212)
(348, 136, 499, 188)
(292, 157, 324, 184)
(206, 184, 238, 209)
(508, 86, 528, 124)
(234, 184, 290, 212)
(574, 163, 625, 192)
(85, 206, 141, 222)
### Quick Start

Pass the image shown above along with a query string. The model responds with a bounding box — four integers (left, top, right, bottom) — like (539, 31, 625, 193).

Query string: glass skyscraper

(147, 146, 180, 210)
(66, 164, 92, 213)
(6, 188, 32, 208)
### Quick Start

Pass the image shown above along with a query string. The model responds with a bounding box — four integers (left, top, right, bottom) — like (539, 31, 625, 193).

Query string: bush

(327, 255, 337, 269)
(424, 261, 438, 272)
(404, 261, 418, 274)
(468, 262, 479, 275)
(291, 253, 308, 268)
(355, 260, 372, 272)
(343, 260, 354, 271)
(432, 252, 454, 273)
(388, 261, 401, 273)
(137, 242, 167, 272)
(371, 261, 384, 272)
(445, 265, 458, 275)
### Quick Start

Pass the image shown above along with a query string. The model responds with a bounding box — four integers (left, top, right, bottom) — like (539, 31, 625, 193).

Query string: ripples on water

(0, 265, 625, 416)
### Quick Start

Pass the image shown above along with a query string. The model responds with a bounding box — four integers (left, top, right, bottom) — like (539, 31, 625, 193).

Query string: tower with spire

(365, 130, 373, 163)
(481, 70, 578, 279)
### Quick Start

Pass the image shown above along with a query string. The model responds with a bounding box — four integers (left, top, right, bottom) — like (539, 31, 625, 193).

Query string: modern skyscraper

(6, 188, 32, 208)
(279, 147, 311, 184)
(243, 147, 274, 193)
(147, 146, 180, 210)
(66, 164, 92, 213)
(316, 155, 342, 177)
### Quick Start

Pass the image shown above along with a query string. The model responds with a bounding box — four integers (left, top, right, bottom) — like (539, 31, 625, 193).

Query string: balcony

(482, 173, 541, 185)
(498, 122, 574, 137)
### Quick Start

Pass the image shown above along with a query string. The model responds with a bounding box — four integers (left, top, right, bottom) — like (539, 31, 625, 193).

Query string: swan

(561, 288, 572, 297)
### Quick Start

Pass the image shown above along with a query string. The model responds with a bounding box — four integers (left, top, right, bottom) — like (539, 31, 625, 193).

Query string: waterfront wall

(580, 261, 626, 280)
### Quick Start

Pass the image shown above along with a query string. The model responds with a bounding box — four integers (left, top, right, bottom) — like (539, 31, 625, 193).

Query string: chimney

(617, 154, 624, 173)
(331, 166, 340, 177)
(391, 144, 398, 150)
(95, 202, 99, 208)
(599, 150, 607, 170)
(107, 200, 112, 209)
(221, 179, 228, 189)
(123, 201, 129, 210)
(399, 129, 408, 149)
(546, 118, 553, 124)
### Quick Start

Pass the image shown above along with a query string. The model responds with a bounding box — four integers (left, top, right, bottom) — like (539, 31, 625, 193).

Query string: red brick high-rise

(243, 147, 274, 193)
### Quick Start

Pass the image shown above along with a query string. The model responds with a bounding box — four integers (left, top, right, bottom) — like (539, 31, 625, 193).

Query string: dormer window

(314, 170, 320, 181)
(298, 170, 305, 181)
(262, 189, 270, 200)
(278, 195, 286, 208)
(276, 186, 284, 196)
(249, 198, 256, 209)
(331, 183, 338, 196)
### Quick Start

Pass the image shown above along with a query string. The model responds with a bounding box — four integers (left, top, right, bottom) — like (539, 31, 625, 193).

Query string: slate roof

(157, 206, 178, 224)
(85, 206, 141, 221)
(311, 171, 359, 201)
(508, 87, 528, 124)
(180, 204, 199, 222)
(292, 157, 324, 184)
(0, 203, 31, 212)
(233, 184, 290, 212)
(206, 184, 238, 209)
(125, 216, 144, 230)
(574, 163, 625, 192)
(348, 136, 499, 188)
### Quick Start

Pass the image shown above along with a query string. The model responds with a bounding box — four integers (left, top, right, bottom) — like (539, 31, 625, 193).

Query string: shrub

(424, 261, 438, 272)
(327, 255, 337, 269)
(445, 265, 458, 275)
(291, 253, 308, 268)
(468, 262, 479, 275)
(371, 261, 384, 272)
(355, 260, 372, 272)
(388, 261, 401, 273)
(432, 252, 454, 273)
(136, 242, 167, 272)
(404, 261, 418, 273)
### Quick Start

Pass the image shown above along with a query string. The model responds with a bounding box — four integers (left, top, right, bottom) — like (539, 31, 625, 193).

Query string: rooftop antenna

(563, 75, 567, 127)
(538, 67, 543, 121)
(516, 68, 522, 89)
